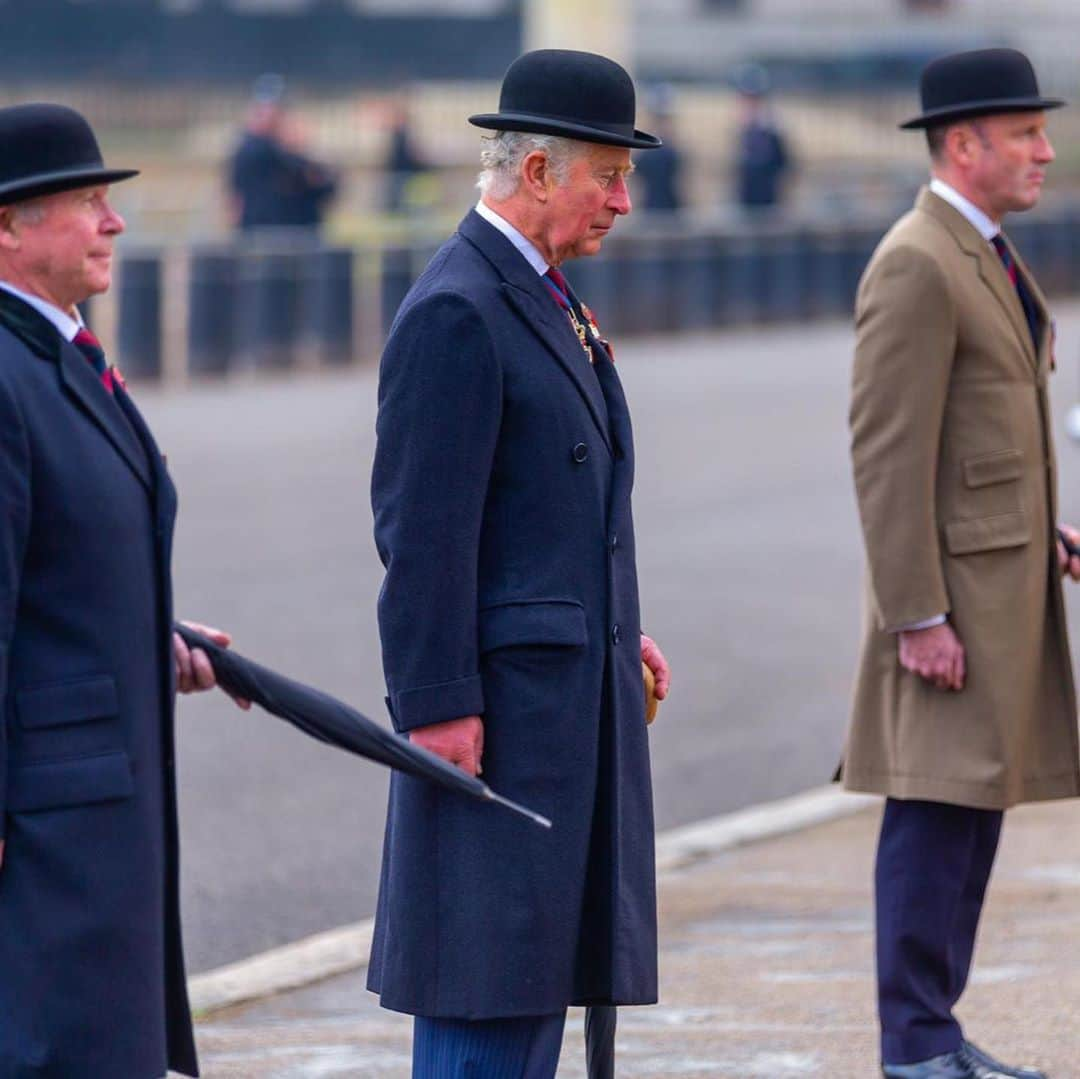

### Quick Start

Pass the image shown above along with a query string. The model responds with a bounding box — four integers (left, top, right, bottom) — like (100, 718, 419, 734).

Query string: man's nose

(102, 199, 125, 235)
(1036, 132, 1056, 164)
(608, 174, 632, 215)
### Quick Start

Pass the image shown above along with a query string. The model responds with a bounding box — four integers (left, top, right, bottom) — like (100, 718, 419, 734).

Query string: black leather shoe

(881, 1051, 986, 1078)
(962, 1041, 1048, 1079)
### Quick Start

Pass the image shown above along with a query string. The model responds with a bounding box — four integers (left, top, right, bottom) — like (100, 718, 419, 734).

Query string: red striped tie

(73, 327, 115, 394)
(543, 267, 572, 310)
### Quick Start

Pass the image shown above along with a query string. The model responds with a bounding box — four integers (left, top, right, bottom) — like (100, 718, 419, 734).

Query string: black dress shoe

(962, 1041, 1048, 1079)
(881, 1051, 986, 1078)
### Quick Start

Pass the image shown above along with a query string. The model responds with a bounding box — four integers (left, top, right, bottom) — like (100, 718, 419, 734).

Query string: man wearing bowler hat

(843, 49, 1080, 1079)
(369, 49, 671, 1077)
(0, 103, 241, 1076)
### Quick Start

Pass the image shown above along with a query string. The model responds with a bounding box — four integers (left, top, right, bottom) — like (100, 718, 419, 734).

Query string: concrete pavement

(145, 301, 1080, 972)
(192, 795, 1080, 1077)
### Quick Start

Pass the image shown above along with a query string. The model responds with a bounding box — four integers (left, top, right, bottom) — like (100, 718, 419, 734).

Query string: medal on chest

(580, 302, 614, 363)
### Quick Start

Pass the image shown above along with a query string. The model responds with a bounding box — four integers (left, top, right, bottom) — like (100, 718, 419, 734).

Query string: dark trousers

(875, 798, 1003, 1065)
(412, 1012, 566, 1079)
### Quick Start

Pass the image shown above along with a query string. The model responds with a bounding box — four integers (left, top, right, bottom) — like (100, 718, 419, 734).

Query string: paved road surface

(142, 305, 1080, 972)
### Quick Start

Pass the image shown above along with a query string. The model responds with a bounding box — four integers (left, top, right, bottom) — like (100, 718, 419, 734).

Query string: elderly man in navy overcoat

(0, 104, 239, 1077)
(369, 50, 672, 1077)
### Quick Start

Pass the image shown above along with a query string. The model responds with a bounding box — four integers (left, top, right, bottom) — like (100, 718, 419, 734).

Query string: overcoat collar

(457, 209, 613, 454)
(916, 186, 1047, 369)
(0, 287, 153, 491)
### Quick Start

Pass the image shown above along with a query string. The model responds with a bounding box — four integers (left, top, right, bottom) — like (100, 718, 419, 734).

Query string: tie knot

(545, 267, 569, 294)
(73, 326, 109, 381)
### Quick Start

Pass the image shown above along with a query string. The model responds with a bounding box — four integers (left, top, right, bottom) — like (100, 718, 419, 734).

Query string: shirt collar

(928, 177, 1000, 242)
(0, 281, 83, 341)
(474, 200, 550, 277)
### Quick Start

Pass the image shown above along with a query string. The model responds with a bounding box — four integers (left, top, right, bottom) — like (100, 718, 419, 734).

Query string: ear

(0, 206, 19, 252)
(520, 150, 553, 203)
(946, 123, 977, 167)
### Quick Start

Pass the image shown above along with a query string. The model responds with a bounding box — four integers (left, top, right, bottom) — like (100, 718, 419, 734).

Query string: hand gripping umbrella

(174, 624, 551, 830)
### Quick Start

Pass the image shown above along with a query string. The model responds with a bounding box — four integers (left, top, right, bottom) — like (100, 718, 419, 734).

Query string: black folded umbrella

(585, 1005, 616, 1079)
(174, 624, 551, 829)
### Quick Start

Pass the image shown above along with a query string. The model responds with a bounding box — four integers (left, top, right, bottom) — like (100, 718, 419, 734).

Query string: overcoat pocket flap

(479, 600, 587, 652)
(7, 750, 134, 813)
(16, 675, 118, 730)
(945, 512, 1031, 555)
(963, 449, 1023, 488)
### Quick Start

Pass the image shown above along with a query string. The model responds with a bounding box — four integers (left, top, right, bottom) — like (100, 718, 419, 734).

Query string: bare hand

(1057, 524, 1080, 581)
(898, 622, 966, 691)
(173, 621, 251, 710)
(410, 715, 484, 777)
(641, 634, 670, 700)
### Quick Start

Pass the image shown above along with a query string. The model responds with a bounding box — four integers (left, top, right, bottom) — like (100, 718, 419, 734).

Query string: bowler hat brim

(0, 165, 139, 206)
(469, 110, 662, 149)
(900, 96, 1064, 129)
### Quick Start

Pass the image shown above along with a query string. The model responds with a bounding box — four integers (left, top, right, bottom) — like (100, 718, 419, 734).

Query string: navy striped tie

(991, 234, 1039, 348)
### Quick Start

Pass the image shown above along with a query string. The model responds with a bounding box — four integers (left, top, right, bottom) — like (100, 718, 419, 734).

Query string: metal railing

(92, 207, 1080, 383)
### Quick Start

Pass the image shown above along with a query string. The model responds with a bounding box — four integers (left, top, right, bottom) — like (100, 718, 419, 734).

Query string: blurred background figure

(226, 74, 339, 234)
(634, 84, 683, 214)
(732, 64, 792, 215)
(383, 97, 431, 215)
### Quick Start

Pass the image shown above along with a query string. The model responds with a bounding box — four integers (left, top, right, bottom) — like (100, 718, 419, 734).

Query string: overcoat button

(572, 442, 588, 463)
(611, 623, 621, 645)
(610, 533, 618, 552)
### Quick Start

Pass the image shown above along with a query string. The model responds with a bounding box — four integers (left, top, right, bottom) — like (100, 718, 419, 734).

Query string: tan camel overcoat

(842, 187, 1080, 810)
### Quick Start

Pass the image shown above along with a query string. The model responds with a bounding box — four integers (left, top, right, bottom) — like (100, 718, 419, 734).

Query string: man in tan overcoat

(843, 49, 1080, 1079)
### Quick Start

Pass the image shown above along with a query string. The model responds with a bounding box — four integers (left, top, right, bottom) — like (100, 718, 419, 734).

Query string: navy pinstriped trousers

(412, 1012, 567, 1078)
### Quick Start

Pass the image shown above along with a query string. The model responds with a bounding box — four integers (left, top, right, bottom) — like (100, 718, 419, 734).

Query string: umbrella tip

(486, 788, 553, 830)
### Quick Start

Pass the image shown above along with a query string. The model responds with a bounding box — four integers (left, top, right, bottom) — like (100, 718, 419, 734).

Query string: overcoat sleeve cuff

(388, 674, 485, 733)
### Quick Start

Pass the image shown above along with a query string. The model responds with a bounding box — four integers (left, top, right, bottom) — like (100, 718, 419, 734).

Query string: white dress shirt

(0, 280, 82, 342)
(474, 200, 550, 278)
(928, 177, 999, 242)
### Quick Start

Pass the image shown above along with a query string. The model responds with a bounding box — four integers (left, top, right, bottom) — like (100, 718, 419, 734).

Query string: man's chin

(572, 236, 607, 259)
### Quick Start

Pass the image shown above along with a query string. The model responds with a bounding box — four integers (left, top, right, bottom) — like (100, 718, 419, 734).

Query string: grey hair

(477, 131, 584, 200)
(11, 200, 46, 225)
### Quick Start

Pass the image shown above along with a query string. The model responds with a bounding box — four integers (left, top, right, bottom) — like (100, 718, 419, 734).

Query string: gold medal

(566, 306, 594, 364)
(579, 302, 613, 363)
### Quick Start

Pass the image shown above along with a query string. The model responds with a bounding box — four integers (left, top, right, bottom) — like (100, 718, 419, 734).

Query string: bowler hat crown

(469, 49, 661, 150)
(900, 48, 1064, 130)
(0, 103, 138, 205)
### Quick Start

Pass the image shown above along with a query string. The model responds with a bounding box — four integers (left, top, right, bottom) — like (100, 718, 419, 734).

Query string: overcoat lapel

(0, 289, 152, 491)
(919, 189, 1041, 368)
(114, 384, 176, 535)
(1006, 236, 1052, 372)
(57, 342, 153, 492)
(458, 211, 614, 455)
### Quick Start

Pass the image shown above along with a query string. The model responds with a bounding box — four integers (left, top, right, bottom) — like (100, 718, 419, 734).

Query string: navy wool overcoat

(0, 291, 197, 1077)
(368, 210, 657, 1019)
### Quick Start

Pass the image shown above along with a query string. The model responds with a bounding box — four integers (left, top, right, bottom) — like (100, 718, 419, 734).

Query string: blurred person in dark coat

(633, 85, 683, 213)
(384, 99, 429, 214)
(0, 103, 242, 1078)
(633, 88, 683, 213)
(733, 65, 791, 213)
(369, 49, 671, 1078)
(227, 74, 339, 232)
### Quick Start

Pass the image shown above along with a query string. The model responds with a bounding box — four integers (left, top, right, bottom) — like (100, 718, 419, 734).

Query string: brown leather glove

(642, 661, 659, 725)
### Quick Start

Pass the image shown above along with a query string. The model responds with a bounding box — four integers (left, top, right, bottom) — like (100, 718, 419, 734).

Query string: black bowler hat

(0, 103, 138, 205)
(469, 49, 661, 150)
(900, 48, 1064, 130)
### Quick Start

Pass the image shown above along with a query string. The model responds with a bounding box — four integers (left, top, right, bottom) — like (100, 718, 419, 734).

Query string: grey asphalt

(142, 303, 1080, 974)
(195, 800, 1080, 1078)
